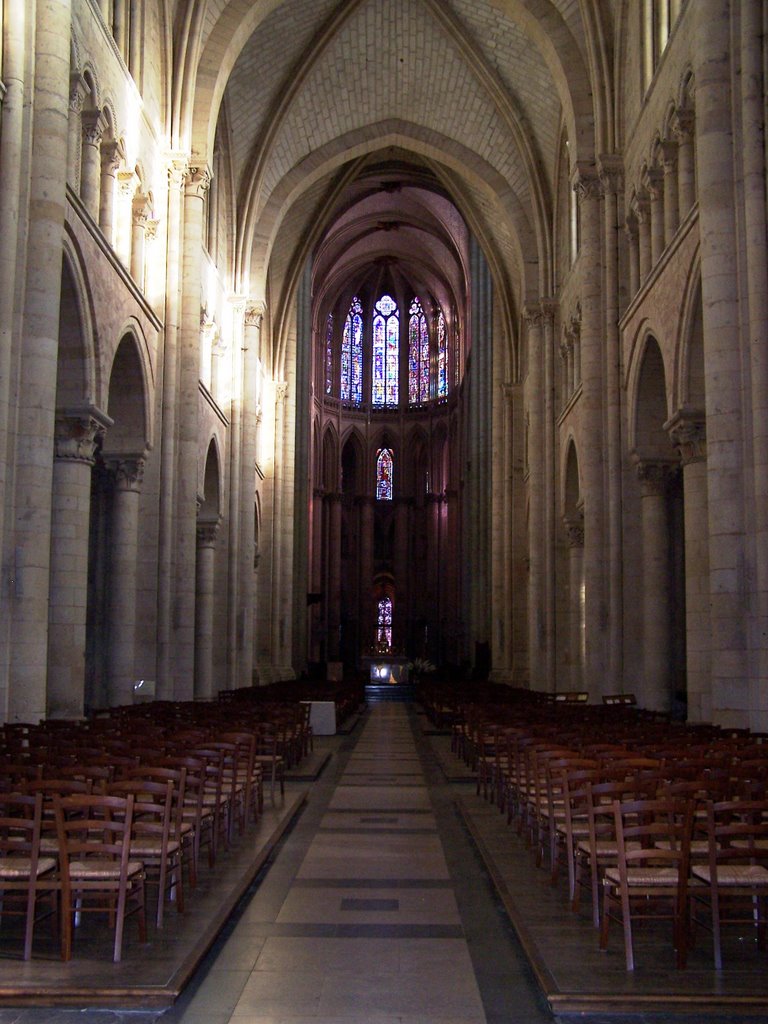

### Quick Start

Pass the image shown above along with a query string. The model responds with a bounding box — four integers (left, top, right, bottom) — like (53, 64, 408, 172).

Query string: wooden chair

(106, 777, 181, 928)
(599, 796, 694, 970)
(690, 798, 768, 968)
(52, 792, 147, 962)
(253, 723, 285, 806)
(0, 791, 58, 959)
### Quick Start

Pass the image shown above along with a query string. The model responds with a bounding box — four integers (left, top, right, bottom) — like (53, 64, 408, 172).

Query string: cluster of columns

(625, 107, 696, 295)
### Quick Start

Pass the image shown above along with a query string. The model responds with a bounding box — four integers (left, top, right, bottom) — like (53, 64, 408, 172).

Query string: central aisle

(163, 702, 553, 1024)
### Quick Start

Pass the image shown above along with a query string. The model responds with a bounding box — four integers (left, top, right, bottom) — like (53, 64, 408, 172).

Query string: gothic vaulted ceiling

(176, 0, 605, 362)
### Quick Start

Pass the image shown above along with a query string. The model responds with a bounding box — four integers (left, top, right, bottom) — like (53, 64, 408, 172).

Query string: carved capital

(633, 457, 677, 496)
(117, 168, 138, 198)
(523, 304, 544, 330)
(109, 456, 146, 492)
(100, 140, 124, 175)
(572, 164, 602, 202)
(132, 192, 152, 226)
(671, 108, 695, 144)
(563, 514, 584, 548)
(69, 72, 88, 115)
(185, 164, 212, 199)
(660, 139, 679, 173)
(275, 381, 288, 403)
(598, 154, 624, 195)
(167, 154, 188, 191)
(197, 517, 221, 547)
(81, 109, 107, 147)
(643, 165, 665, 200)
(54, 410, 109, 464)
(665, 408, 707, 465)
(245, 301, 267, 328)
(631, 188, 651, 222)
(144, 218, 160, 241)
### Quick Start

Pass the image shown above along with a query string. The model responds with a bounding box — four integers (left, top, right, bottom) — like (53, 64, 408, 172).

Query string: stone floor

(0, 701, 764, 1024)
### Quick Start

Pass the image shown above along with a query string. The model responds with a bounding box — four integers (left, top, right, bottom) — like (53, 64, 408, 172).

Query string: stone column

(667, 410, 711, 722)
(80, 109, 106, 221)
(67, 72, 87, 191)
(541, 300, 557, 690)
(661, 140, 680, 243)
(156, 156, 186, 698)
(106, 455, 145, 707)
(524, 304, 545, 687)
(176, 164, 211, 691)
(239, 302, 265, 687)
(9, 0, 73, 724)
(195, 517, 221, 700)
(310, 487, 325, 664)
(634, 190, 652, 283)
(625, 212, 640, 298)
(327, 493, 342, 660)
(393, 497, 409, 646)
(600, 155, 625, 692)
(130, 192, 151, 286)
(695, 0, 748, 721)
(564, 513, 585, 691)
(47, 411, 110, 718)
(645, 167, 665, 265)
(742, 0, 768, 724)
(574, 166, 608, 696)
(114, 168, 136, 266)
(635, 459, 676, 712)
(672, 109, 696, 218)
(358, 496, 374, 650)
(99, 141, 123, 244)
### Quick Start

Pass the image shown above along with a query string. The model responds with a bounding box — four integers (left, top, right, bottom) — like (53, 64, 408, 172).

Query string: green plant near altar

(406, 657, 436, 679)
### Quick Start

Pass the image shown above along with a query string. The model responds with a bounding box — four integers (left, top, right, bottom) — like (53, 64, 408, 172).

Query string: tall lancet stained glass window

(341, 296, 363, 405)
(437, 309, 448, 398)
(325, 314, 334, 395)
(408, 298, 430, 404)
(372, 294, 399, 407)
(376, 447, 393, 501)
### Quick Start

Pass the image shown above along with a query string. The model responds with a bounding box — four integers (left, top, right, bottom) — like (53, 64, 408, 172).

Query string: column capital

(185, 164, 212, 199)
(132, 192, 152, 225)
(245, 301, 267, 328)
(99, 141, 124, 176)
(643, 165, 665, 199)
(632, 455, 678, 496)
(572, 164, 602, 201)
(69, 72, 89, 114)
(522, 304, 545, 330)
(671, 107, 695, 144)
(144, 218, 160, 241)
(598, 154, 624, 194)
(196, 517, 221, 547)
(109, 455, 146, 493)
(275, 381, 289, 403)
(54, 407, 112, 464)
(563, 513, 584, 548)
(665, 407, 707, 465)
(167, 153, 189, 191)
(631, 188, 651, 222)
(660, 138, 679, 171)
(117, 168, 138, 198)
(81, 108, 108, 146)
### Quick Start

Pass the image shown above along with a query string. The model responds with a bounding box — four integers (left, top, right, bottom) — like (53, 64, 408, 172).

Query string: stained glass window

(437, 309, 448, 398)
(376, 596, 392, 649)
(372, 294, 399, 407)
(376, 447, 393, 501)
(325, 314, 334, 395)
(408, 298, 430, 404)
(341, 296, 363, 405)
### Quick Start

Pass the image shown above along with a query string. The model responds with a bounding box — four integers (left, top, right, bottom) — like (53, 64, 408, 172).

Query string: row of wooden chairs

(441, 693, 768, 971)
(0, 698, 318, 961)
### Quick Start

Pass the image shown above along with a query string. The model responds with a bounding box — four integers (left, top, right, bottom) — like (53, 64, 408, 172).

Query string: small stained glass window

(376, 596, 392, 650)
(376, 447, 393, 501)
